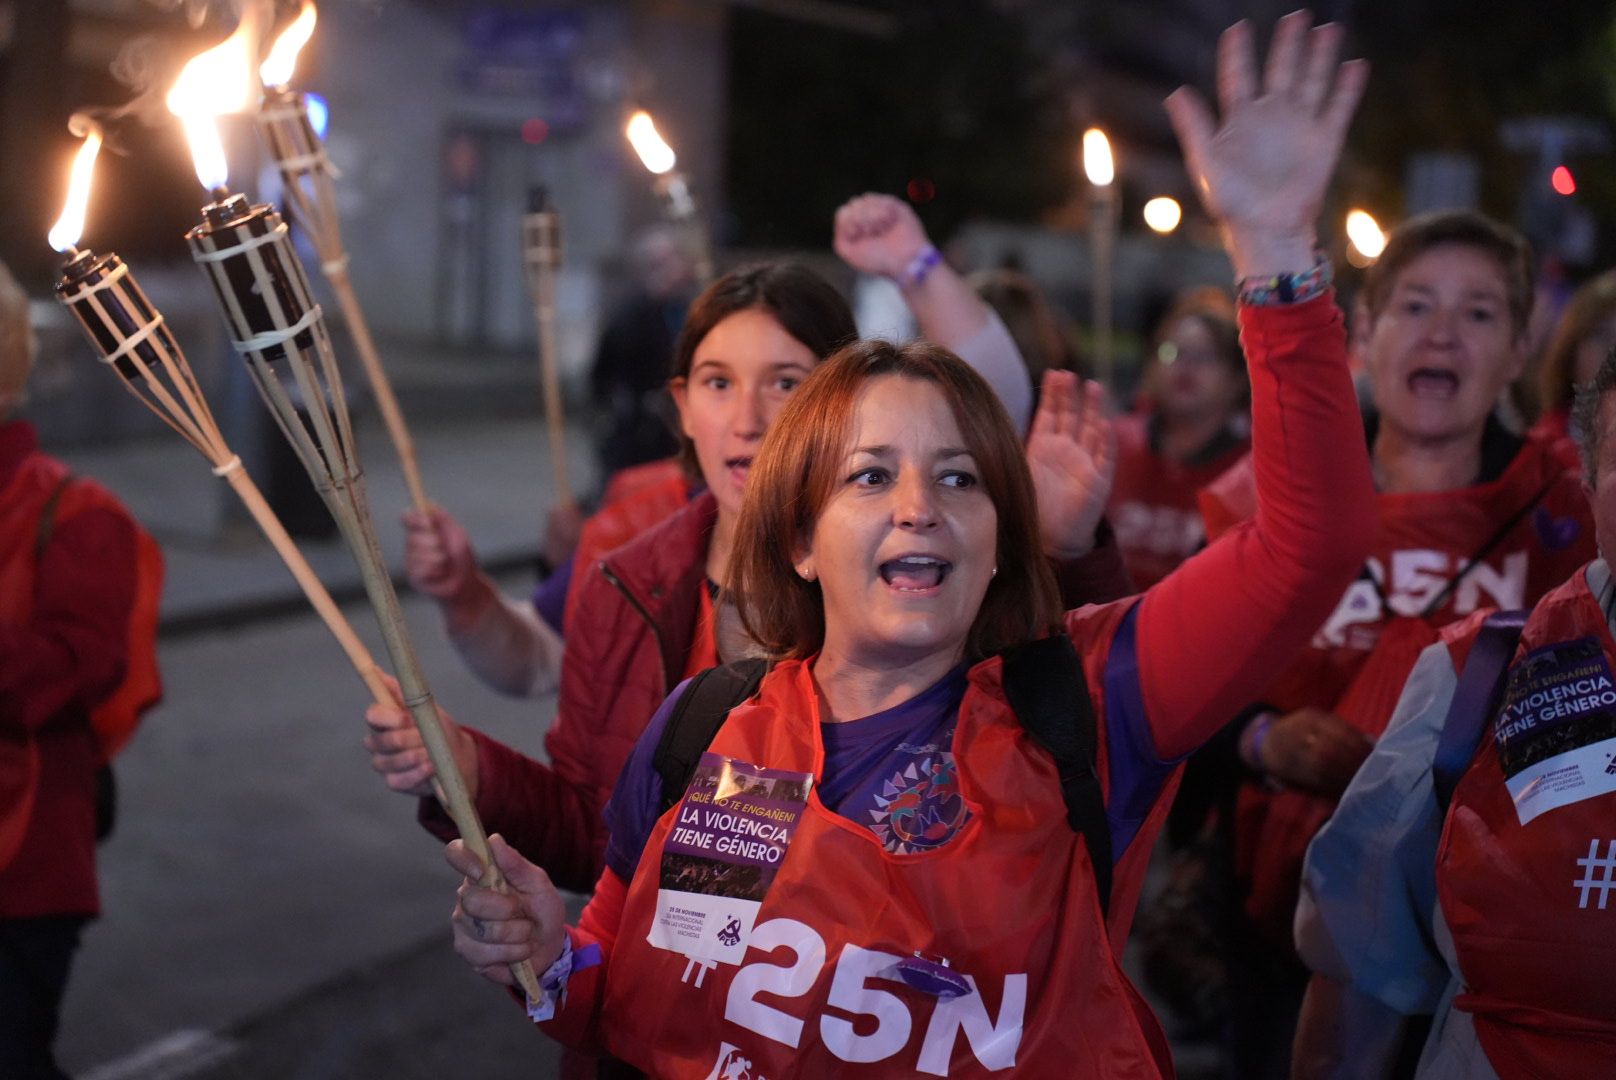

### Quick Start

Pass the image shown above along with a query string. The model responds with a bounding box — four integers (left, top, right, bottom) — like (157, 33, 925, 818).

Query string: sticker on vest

(1494, 636, 1616, 824)
(650, 752, 813, 965)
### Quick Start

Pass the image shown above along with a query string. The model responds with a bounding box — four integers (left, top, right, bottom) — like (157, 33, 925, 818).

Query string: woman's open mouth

(879, 555, 951, 593)
(1407, 368, 1460, 400)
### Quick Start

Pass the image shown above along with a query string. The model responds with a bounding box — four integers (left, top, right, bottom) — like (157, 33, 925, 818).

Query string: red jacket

(564, 458, 692, 629)
(1437, 573, 1616, 1078)
(0, 422, 140, 918)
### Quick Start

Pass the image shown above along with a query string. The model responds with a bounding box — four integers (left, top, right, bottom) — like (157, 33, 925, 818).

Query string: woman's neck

(706, 506, 737, 586)
(812, 641, 963, 724)
(1372, 424, 1484, 494)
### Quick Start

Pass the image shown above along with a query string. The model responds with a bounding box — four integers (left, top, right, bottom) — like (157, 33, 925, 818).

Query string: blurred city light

(1552, 165, 1577, 196)
(305, 93, 330, 139)
(1082, 128, 1114, 186)
(1143, 196, 1181, 234)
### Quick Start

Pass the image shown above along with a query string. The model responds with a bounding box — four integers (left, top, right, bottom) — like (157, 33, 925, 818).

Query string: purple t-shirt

(531, 554, 574, 635)
(603, 605, 1173, 882)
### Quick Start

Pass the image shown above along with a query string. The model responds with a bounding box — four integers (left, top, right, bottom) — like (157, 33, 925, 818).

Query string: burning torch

(48, 124, 393, 712)
(625, 109, 713, 283)
(1082, 127, 1118, 389)
(167, 32, 540, 1000)
(254, 1, 430, 514)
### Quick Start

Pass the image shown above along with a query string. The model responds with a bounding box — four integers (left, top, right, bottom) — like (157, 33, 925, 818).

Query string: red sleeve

(529, 866, 629, 1051)
(1136, 295, 1375, 759)
(0, 506, 136, 734)
(416, 726, 603, 893)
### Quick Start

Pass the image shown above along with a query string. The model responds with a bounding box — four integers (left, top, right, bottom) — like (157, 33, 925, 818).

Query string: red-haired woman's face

(670, 308, 817, 521)
(794, 375, 998, 668)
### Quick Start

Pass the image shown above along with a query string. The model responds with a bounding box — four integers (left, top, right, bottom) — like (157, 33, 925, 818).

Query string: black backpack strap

(34, 474, 74, 559)
(1000, 634, 1113, 916)
(1433, 610, 1528, 812)
(654, 659, 771, 815)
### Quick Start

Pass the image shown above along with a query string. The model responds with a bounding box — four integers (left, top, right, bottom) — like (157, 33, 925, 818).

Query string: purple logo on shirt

(868, 753, 971, 853)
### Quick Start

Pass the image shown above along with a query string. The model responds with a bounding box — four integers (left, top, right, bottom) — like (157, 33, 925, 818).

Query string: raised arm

(1137, 13, 1375, 757)
(403, 505, 564, 698)
(834, 193, 1034, 432)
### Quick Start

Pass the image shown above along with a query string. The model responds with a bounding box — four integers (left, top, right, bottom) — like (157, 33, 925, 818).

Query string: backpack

(36, 474, 163, 844)
(650, 633, 1116, 914)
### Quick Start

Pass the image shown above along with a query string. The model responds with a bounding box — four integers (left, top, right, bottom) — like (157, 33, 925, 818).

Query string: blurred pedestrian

(1201, 209, 1596, 1078)
(1295, 345, 1616, 1080)
(1109, 293, 1248, 590)
(1530, 269, 1616, 442)
(0, 260, 162, 1078)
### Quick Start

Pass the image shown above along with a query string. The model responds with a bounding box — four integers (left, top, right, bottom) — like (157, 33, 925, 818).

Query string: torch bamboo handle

(221, 465, 393, 704)
(339, 491, 541, 1001)
(531, 270, 573, 506)
(326, 266, 430, 514)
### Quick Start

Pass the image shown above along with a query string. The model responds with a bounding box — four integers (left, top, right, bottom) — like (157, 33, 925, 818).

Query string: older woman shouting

(442, 13, 1373, 1078)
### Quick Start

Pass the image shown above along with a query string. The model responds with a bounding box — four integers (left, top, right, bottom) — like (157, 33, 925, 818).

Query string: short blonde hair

(0, 260, 35, 409)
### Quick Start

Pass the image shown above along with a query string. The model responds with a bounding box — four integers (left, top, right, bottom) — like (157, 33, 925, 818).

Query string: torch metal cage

(186, 199, 362, 508)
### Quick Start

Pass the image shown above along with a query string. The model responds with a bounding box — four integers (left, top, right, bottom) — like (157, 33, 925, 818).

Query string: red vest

(1107, 414, 1246, 591)
(0, 451, 161, 874)
(1201, 432, 1595, 943)
(596, 602, 1180, 1078)
(1436, 572, 1616, 1078)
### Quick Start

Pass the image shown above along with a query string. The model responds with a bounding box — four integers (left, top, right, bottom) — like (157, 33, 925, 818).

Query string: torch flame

(1082, 128, 1114, 187)
(168, 15, 260, 190)
(260, 1, 317, 89)
(626, 111, 676, 175)
(1346, 209, 1386, 260)
(49, 129, 104, 252)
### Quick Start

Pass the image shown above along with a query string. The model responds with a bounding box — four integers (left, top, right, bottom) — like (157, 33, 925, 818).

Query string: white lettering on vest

(724, 918, 823, 1049)
(721, 919, 1027, 1071)
(819, 944, 912, 1063)
(1314, 549, 1531, 647)
(916, 973, 1026, 1076)
(1113, 501, 1205, 558)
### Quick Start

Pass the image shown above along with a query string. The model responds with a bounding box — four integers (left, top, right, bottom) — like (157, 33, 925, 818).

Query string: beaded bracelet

(902, 244, 944, 288)
(1237, 252, 1333, 307)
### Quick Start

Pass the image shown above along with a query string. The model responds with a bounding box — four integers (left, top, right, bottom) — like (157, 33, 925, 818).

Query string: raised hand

(403, 506, 479, 603)
(1025, 370, 1117, 559)
(1164, 11, 1368, 278)
(363, 674, 478, 799)
(833, 193, 931, 280)
(1246, 706, 1373, 797)
(447, 834, 568, 987)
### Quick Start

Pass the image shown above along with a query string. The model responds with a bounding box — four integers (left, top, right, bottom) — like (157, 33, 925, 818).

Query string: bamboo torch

(255, 1, 429, 513)
(168, 45, 540, 999)
(48, 125, 391, 709)
(521, 186, 574, 507)
(1083, 127, 1118, 390)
